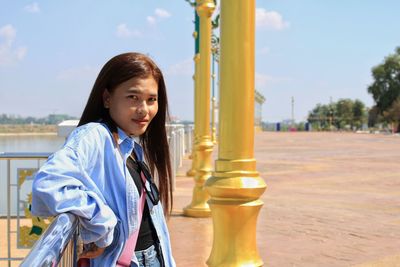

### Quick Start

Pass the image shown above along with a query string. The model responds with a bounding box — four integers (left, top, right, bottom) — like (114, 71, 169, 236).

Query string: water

(0, 134, 65, 216)
(0, 134, 65, 153)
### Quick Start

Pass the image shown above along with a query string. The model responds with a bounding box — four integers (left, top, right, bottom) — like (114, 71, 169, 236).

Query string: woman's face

(103, 76, 159, 137)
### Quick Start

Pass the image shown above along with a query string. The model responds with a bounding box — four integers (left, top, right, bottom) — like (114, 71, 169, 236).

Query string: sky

(1, 1, 400, 122)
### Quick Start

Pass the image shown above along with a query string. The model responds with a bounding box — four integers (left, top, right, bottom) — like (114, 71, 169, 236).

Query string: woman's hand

(79, 243, 106, 259)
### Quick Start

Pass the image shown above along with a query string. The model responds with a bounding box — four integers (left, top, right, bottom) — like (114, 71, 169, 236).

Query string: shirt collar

(116, 127, 130, 145)
(116, 127, 143, 161)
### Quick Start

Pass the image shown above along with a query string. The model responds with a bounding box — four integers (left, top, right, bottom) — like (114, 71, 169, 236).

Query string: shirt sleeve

(31, 146, 117, 248)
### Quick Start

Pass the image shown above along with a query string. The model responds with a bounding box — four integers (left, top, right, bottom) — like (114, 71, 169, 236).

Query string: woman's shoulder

(64, 122, 112, 150)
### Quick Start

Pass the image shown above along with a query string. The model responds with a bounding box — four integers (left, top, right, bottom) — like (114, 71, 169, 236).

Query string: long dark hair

(78, 52, 173, 214)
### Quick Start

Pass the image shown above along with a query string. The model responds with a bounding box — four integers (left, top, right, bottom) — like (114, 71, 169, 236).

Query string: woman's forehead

(117, 76, 158, 93)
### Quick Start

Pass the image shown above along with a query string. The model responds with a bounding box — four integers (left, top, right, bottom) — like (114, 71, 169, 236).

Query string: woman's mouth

(132, 119, 149, 125)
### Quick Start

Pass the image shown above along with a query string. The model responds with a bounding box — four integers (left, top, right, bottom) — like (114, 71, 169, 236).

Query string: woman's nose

(136, 101, 148, 115)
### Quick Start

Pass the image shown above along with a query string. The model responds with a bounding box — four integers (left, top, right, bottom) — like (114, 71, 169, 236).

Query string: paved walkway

(169, 132, 400, 267)
(2, 132, 399, 266)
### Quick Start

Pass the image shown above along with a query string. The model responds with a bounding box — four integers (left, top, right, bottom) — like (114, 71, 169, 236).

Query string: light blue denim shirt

(31, 122, 175, 267)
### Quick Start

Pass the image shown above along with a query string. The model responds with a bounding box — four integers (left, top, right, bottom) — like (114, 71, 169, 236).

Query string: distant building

(58, 120, 79, 138)
(255, 90, 266, 131)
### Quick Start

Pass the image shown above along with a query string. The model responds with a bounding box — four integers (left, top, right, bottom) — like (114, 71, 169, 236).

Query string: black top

(126, 156, 158, 251)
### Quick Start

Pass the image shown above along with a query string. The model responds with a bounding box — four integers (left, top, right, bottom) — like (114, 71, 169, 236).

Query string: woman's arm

(31, 146, 117, 248)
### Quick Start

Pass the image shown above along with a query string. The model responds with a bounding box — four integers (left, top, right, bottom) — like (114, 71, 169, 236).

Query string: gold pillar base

(205, 170, 266, 267)
(183, 184, 211, 217)
(183, 139, 213, 217)
(206, 198, 264, 267)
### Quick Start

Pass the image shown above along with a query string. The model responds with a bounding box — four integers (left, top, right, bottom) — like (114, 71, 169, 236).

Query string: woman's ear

(103, 89, 110, 108)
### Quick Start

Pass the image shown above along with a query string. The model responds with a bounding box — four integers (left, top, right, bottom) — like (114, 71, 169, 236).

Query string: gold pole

(205, 0, 267, 266)
(211, 96, 217, 144)
(211, 51, 217, 144)
(186, 10, 200, 177)
(186, 53, 200, 177)
(183, 0, 215, 217)
(183, 0, 215, 218)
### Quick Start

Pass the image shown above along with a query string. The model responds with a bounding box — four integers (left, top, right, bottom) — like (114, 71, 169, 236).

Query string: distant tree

(308, 99, 367, 131)
(0, 113, 77, 125)
(352, 99, 366, 129)
(368, 105, 381, 128)
(307, 104, 331, 130)
(25, 116, 36, 124)
(367, 47, 400, 114)
(383, 98, 400, 132)
(335, 99, 354, 129)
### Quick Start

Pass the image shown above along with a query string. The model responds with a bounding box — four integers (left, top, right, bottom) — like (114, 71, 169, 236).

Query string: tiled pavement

(169, 132, 400, 267)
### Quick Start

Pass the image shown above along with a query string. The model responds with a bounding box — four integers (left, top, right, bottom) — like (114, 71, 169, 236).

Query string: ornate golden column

(186, 10, 200, 178)
(205, 0, 267, 266)
(186, 53, 200, 178)
(183, 0, 215, 218)
(211, 52, 217, 144)
(211, 95, 217, 144)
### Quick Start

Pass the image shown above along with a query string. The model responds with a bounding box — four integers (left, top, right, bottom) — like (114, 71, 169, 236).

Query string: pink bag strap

(116, 171, 147, 267)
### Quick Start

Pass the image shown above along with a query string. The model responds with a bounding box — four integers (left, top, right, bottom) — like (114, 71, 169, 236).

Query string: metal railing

(20, 213, 78, 267)
(1, 124, 193, 266)
(0, 152, 51, 267)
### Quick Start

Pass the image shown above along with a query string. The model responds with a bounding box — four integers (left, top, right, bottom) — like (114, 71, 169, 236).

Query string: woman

(31, 52, 175, 267)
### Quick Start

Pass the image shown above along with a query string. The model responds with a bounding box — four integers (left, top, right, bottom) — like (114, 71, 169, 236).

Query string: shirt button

(151, 209, 155, 215)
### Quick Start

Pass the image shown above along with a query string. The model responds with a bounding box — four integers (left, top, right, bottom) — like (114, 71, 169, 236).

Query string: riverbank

(0, 125, 57, 135)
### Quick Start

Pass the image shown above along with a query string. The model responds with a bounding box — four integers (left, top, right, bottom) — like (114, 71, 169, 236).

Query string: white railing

(167, 124, 193, 190)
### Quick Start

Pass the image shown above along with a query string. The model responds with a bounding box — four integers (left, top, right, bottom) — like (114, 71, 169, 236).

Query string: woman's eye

(127, 95, 139, 100)
(148, 97, 157, 102)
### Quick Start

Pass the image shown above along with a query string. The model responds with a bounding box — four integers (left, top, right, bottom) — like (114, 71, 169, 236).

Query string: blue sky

(1, 1, 400, 122)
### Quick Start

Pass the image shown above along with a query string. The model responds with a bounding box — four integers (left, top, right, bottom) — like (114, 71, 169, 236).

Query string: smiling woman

(103, 77, 159, 137)
(31, 52, 175, 267)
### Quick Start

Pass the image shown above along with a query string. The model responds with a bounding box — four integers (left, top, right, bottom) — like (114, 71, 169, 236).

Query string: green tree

(368, 47, 400, 114)
(335, 99, 354, 129)
(368, 106, 381, 128)
(0, 113, 77, 125)
(308, 99, 367, 131)
(352, 99, 366, 129)
(307, 104, 331, 130)
(383, 97, 400, 132)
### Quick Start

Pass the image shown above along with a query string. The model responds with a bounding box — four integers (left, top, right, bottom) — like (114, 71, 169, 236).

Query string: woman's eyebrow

(126, 88, 142, 94)
(126, 88, 157, 97)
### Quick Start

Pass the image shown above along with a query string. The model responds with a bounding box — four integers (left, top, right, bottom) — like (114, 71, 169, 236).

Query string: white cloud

(57, 65, 100, 81)
(147, 16, 156, 26)
(15, 46, 27, 60)
(256, 8, 289, 30)
(0, 24, 16, 45)
(24, 2, 40, 13)
(147, 8, 171, 25)
(116, 23, 142, 38)
(165, 58, 193, 76)
(0, 24, 27, 66)
(155, 8, 171, 19)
